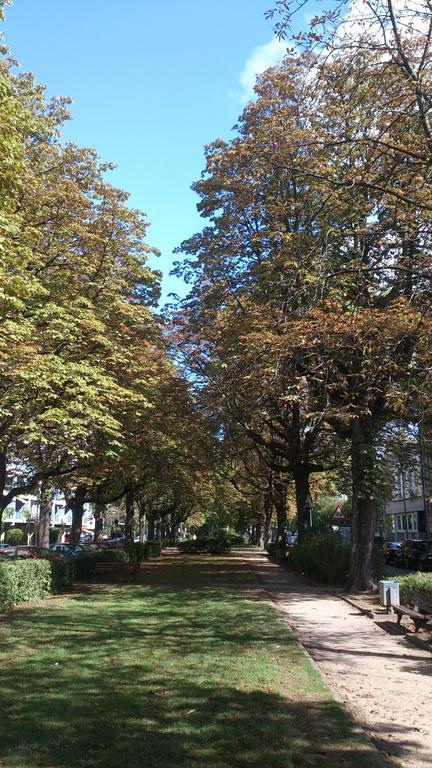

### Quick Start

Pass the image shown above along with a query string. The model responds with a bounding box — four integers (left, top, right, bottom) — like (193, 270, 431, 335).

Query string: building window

(396, 515, 405, 531)
(406, 513, 417, 532)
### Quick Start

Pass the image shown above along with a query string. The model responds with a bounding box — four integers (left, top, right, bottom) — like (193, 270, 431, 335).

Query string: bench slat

(94, 561, 139, 582)
(392, 603, 429, 632)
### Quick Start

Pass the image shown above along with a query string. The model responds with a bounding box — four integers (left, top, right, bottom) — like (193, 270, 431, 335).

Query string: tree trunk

(294, 464, 311, 542)
(348, 417, 378, 591)
(263, 472, 274, 544)
(93, 502, 104, 543)
(69, 486, 87, 545)
(38, 481, 53, 548)
(0, 451, 7, 537)
(138, 500, 146, 543)
(124, 487, 135, 542)
(273, 473, 287, 542)
(147, 511, 156, 541)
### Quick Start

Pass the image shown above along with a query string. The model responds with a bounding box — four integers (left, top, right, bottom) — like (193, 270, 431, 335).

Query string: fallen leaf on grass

(184, 709, 197, 716)
(151, 690, 170, 697)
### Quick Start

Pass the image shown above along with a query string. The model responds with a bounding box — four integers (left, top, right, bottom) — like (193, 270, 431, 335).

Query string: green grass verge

(0, 554, 379, 768)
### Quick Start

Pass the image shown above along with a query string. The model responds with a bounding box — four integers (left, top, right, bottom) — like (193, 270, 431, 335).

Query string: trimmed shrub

(395, 572, 432, 604)
(289, 532, 350, 583)
(124, 542, 147, 562)
(49, 527, 61, 544)
(0, 559, 51, 611)
(50, 559, 75, 593)
(178, 538, 210, 554)
(178, 537, 231, 556)
(5, 528, 24, 545)
(145, 541, 162, 557)
(266, 542, 289, 560)
(73, 548, 129, 580)
(208, 539, 231, 555)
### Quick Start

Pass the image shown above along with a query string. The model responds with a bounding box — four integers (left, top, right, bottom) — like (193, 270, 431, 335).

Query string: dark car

(418, 544, 432, 572)
(398, 539, 432, 570)
(383, 541, 402, 564)
(50, 544, 80, 558)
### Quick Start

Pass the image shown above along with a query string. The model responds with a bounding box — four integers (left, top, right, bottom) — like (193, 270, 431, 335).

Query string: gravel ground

(242, 551, 432, 768)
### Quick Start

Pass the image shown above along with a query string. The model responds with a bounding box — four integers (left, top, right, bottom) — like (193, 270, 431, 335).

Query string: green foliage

(124, 542, 146, 562)
(144, 541, 162, 557)
(266, 542, 288, 560)
(49, 527, 60, 544)
(395, 573, 432, 604)
(178, 537, 231, 555)
(4, 527, 24, 544)
(289, 532, 350, 583)
(73, 548, 132, 579)
(0, 559, 51, 611)
(50, 558, 74, 593)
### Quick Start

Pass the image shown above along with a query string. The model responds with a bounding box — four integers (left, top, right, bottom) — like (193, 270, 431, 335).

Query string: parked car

(4, 546, 63, 561)
(50, 544, 80, 558)
(418, 544, 432, 572)
(383, 541, 402, 564)
(397, 539, 432, 570)
(101, 539, 124, 549)
(0, 546, 35, 559)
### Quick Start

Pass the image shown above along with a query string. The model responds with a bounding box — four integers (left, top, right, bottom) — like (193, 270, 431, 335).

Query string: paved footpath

(239, 550, 432, 768)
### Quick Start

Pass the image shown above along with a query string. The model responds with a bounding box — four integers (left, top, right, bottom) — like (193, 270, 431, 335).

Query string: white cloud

(232, 37, 288, 105)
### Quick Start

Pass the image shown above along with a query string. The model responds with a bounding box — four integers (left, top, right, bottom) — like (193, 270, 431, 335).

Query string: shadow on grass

(0, 668, 381, 768)
(0, 554, 398, 767)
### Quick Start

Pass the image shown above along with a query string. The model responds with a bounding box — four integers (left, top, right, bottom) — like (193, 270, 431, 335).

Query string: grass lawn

(0, 552, 381, 768)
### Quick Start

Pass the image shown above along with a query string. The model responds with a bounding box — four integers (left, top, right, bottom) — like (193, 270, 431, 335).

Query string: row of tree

(0, 2, 213, 547)
(173, 0, 432, 589)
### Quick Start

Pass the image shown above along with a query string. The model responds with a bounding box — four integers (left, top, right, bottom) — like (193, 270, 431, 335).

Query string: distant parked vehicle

(3, 546, 63, 561)
(72, 543, 101, 554)
(383, 541, 402, 564)
(418, 544, 432, 572)
(1, 546, 35, 559)
(50, 544, 80, 558)
(398, 540, 432, 570)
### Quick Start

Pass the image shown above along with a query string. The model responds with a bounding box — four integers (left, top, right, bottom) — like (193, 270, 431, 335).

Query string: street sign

(329, 504, 348, 524)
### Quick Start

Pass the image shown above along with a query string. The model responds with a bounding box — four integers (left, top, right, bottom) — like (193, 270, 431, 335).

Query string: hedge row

(287, 532, 350, 583)
(395, 572, 432, 604)
(178, 538, 231, 555)
(0, 560, 52, 611)
(0, 542, 153, 611)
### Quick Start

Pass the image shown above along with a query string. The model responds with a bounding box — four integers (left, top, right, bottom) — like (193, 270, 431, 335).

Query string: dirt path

(239, 550, 432, 768)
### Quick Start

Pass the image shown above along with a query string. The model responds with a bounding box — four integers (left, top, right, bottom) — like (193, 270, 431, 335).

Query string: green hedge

(395, 572, 432, 604)
(145, 541, 162, 557)
(289, 532, 350, 583)
(50, 559, 75, 593)
(73, 549, 127, 579)
(4, 528, 24, 545)
(125, 542, 147, 561)
(0, 560, 52, 611)
(266, 542, 289, 560)
(178, 537, 231, 555)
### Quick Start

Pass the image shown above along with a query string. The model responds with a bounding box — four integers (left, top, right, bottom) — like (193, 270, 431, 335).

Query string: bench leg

(413, 619, 427, 633)
(396, 613, 402, 625)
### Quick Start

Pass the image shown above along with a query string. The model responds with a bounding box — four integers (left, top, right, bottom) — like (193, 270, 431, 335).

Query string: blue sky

(4, 1, 294, 302)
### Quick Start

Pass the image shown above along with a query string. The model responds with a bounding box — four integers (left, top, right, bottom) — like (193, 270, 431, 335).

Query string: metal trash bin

(379, 580, 400, 607)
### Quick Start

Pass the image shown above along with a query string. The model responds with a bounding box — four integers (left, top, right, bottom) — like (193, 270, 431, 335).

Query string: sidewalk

(241, 550, 432, 768)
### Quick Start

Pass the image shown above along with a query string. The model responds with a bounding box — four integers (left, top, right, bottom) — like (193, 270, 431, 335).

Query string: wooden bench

(94, 561, 139, 582)
(392, 604, 430, 633)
